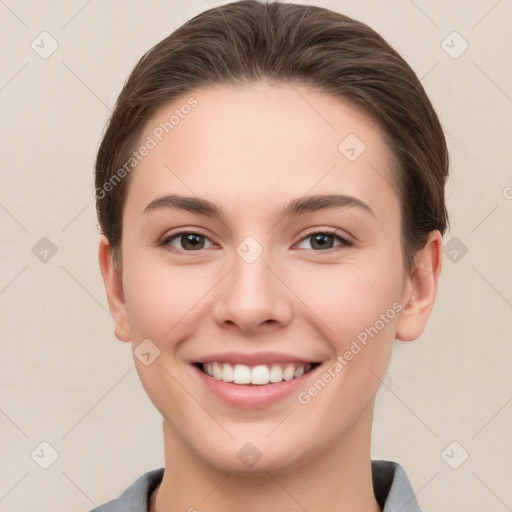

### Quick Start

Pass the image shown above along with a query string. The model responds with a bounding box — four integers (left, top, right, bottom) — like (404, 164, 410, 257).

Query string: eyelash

(158, 228, 354, 254)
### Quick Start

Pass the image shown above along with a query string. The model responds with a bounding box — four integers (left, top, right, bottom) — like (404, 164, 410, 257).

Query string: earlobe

(98, 235, 132, 342)
(396, 230, 443, 342)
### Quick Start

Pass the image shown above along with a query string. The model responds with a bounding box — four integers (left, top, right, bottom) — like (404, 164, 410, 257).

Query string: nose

(211, 246, 293, 335)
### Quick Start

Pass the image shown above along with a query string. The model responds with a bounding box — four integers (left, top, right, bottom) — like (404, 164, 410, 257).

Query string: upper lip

(188, 352, 319, 366)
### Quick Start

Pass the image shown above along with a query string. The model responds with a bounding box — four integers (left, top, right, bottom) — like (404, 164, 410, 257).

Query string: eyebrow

(142, 193, 375, 219)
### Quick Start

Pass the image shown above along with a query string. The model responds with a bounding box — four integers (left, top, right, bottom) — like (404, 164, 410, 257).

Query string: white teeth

(251, 365, 270, 385)
(221, 362, 234, 382)
(294, 365, 305, 378)
(282, 364, 295, 381)
(212, 362, 222, 379)
(233, 364, 251, 384)
(269, 364, 283, 383)
(201, 362, 313, 385)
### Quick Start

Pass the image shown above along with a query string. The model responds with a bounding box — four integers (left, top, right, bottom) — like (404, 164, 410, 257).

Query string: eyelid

(159, 227, 219, 252)
(158, 227, 354, 253)
(296, 227, 354, 247)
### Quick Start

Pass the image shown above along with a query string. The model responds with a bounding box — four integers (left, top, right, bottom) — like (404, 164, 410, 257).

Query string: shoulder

(88, 467, 164, 512)
(372, 459, 423, 511)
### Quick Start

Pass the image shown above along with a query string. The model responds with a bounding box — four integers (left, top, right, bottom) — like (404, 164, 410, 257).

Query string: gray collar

(90, 459, 422, 511)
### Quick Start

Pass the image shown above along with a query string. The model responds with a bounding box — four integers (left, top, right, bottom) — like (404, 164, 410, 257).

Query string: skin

(99, 83, 442, 512)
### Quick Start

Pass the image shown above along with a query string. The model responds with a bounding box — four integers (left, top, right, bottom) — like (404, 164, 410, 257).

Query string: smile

(189, 352, 323, 408)
(196, 361, 320, 385)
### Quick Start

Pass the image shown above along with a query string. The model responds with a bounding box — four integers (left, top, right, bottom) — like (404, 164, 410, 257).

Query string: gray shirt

(89, 459, 422, 511)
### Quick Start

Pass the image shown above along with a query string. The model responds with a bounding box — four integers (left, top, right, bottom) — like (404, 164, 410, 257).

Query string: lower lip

(192, 365, 318, 408)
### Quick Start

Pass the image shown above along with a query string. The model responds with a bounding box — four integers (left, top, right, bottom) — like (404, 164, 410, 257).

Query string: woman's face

(101, 83, 433, 473)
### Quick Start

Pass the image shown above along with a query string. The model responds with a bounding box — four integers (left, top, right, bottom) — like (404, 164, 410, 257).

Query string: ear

(396, 230, 443, 341)
(98, 235, 131, 342)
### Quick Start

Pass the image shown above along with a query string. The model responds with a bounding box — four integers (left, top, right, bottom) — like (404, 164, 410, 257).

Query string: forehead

(124, 83, 398, 222)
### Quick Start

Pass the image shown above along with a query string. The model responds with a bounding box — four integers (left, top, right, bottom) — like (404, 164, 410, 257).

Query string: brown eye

(296, 231, 353, 251)
(162, 232, 215, 251)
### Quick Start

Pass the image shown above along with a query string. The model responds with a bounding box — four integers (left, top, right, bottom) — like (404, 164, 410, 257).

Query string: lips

(187, 351, 322, 407)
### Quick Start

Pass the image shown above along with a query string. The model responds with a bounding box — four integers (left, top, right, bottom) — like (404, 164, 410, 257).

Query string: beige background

(1, 0, 511, 510)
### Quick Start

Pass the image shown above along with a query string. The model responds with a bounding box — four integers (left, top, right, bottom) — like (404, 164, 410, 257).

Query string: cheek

(122, 259, 215, 343)
(292, 258, 403, 403)
(292, 270, 399, 427)
(298, 260, 403, 344)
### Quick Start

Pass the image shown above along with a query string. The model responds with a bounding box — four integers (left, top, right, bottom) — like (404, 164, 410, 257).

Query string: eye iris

(172, 233, 341, 251)
(182, 233, 204, 250)
(311, 233, 334, 250)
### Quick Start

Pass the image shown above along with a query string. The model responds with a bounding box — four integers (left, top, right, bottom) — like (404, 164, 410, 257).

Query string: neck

(153, 407, 381, 512)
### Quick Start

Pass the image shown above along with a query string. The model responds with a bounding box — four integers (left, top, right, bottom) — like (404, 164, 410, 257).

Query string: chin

(194, 435, 317, 476)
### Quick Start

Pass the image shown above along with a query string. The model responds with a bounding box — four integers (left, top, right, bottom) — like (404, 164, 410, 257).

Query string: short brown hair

(95, 0, 449, 272)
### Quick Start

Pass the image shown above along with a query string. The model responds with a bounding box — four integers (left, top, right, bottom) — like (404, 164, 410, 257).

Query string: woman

(92, 1, 448, 510)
